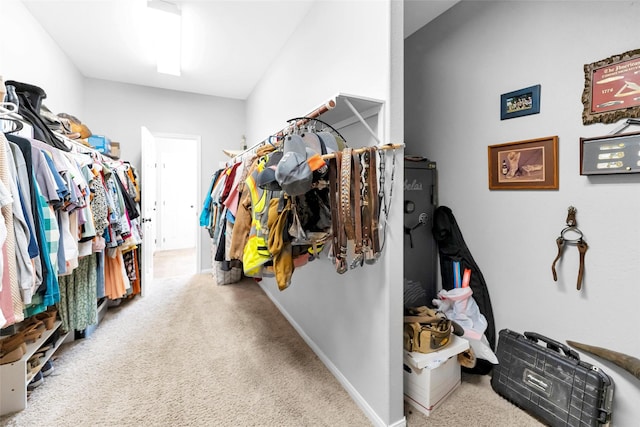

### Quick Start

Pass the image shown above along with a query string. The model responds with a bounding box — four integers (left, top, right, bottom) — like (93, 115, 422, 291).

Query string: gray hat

(302, 132, 322, 154)
(257, 151, 283, 191)
(316, 132, 339, 153)
(275, 134, 312, 196)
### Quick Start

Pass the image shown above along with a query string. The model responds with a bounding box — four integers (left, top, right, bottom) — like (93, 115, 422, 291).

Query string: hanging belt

(340, 147, 354, 241)
(361, 149, 372, 263)
(329, 147, 382, 273)
(329, 151, 347, 274)
(350, 150, 363, 269)
(361, 147, 380, 264)
(367, 147, 381, 262)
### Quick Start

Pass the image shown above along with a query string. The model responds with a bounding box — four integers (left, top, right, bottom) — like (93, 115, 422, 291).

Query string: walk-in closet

(2, 1, 640, 427)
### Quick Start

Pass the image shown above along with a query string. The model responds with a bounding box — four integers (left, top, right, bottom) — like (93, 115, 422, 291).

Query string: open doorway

(152, 134, 201, 279)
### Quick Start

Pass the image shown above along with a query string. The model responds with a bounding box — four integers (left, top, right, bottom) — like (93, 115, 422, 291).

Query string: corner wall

(405, 1, 640, 424)
(1, 0, 83, 115)
(246, 1, 404, 426)
(2, 0, 246, 273)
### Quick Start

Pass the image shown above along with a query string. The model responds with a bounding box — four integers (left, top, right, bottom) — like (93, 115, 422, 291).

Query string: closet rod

(320, 143, 404, 160)
(275, 98, 337, 137)
(54, 131, 119, 163)
(229, 97, 337, 161)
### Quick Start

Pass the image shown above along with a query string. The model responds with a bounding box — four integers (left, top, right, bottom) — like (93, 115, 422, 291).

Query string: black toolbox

(491, 329, 614, 426)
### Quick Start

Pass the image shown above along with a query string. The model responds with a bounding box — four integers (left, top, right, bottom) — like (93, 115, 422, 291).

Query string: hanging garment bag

(432, 205, 496, 374)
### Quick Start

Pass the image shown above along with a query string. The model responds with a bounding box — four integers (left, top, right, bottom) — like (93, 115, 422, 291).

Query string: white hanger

(0, 102, 19, 117)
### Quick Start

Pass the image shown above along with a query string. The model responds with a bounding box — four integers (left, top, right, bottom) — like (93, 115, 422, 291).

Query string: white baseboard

(258, 282, 406, 427)
(388, 417, 407, 427)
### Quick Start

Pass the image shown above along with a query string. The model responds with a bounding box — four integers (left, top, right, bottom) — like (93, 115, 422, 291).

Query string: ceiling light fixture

(147, 0, 182, 76)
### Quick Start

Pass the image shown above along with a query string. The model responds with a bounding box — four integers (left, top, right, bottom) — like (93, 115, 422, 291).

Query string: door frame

(150, 131, 202, 274)
(154, 135, 199, 252)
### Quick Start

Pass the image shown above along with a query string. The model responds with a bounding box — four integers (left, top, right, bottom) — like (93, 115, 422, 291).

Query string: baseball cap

(257, 151, 283, 191)
(302, 132, 332, 175)
(275, 134, 313, 196)
(316, 132, 339, 153)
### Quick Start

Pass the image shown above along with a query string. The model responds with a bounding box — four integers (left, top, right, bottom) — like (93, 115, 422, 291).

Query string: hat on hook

(301, 132, 323, 155)
(300, 132, 325, 173)
(302, 132, 334, 174)
(257, 150, 283, 191)
(316, 132, 339, 153)
(275, 134, 313, 196)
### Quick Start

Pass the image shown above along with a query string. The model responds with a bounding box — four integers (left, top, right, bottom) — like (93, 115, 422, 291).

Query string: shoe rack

(0, 320, 70, 416)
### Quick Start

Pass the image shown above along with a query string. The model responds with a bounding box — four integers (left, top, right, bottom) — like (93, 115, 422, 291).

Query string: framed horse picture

(488, 136, 559, 190)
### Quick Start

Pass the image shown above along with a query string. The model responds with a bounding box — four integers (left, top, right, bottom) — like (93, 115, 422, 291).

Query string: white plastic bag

(433, 287, 498, 364)
(433, 287, 487, 339)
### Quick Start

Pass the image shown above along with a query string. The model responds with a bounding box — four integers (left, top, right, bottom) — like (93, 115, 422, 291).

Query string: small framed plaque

(580, 131, 640, 175)
(500, 84, 541, 120)
(582, 49, 640, 125)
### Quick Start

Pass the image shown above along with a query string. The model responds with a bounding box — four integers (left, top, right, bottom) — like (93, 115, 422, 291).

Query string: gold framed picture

(582, 49, 640, 125)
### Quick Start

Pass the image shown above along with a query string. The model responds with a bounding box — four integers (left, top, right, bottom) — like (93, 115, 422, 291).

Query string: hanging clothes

(24, 178, 61, 317)
(4, 81, 71, 152)
(0, 169, 13, 327)
(0, 132, 22, 325)
(104, 247, 129, 300)
(0, 132, 142, 327)
(1, 77, 144, 330)
(57, 253, 98, 333)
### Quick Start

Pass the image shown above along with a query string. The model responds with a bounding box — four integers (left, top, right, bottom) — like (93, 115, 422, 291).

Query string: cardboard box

(403, 334, 469, 416)
(110, 142, 120, 158)
(88, 135, 111, 153)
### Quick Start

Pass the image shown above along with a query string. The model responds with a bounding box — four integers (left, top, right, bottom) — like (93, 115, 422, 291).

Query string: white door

(157, 138, 198, 250)
(140, 126, 157, 293)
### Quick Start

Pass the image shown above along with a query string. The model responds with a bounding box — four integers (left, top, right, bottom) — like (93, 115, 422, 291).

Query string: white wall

(0, 0, 83, 116)
(1, 0, 245, 274)
(246, 1, 391, 145)
(405, 1, 640, 424)
(246, 1, 405, 426)
(82, 79, 245, 272)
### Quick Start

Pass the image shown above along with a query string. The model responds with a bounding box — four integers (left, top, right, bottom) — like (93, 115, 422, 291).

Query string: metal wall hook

(552, 205, 589, 290)
(560, 226, 584, 244)
(566, 206, 577, 227)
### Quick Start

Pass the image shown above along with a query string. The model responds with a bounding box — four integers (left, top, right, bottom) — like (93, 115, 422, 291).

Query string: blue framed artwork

(500, 84, 541, 120)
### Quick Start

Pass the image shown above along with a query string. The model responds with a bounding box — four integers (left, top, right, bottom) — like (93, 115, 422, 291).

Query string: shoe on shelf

(27, 353, 45, 373)
(35, 307, 58, 330)
(27, 371, 44, 391)
(22, 321, 46, 344)
(1, 330, 28, 364)
(0, 343, 26, 365)
(42, 360, 54, 377)
(1, 330, 27, 353)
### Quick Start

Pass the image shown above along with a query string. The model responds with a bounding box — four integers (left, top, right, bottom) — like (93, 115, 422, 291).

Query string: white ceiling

(23, 0, 457, 100)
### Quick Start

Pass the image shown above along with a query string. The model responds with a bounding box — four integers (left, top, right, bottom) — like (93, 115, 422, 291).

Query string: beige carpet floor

(1, 271, 542, 426)
(153, 248, 197, 279)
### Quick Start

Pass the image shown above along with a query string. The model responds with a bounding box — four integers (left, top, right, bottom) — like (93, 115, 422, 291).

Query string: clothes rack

(321, 143, 404, 159)
(228, 97, 337, 163)
(225, 94, 402, 167)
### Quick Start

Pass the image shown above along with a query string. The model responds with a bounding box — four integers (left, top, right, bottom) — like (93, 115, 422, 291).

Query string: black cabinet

(403, 157, 437, 307)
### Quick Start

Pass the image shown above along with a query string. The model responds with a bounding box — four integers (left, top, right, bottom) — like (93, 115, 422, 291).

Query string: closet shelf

(223, 93, 386, 160)
(1, 320, 69, 416)
(316, 93, 384, 131)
